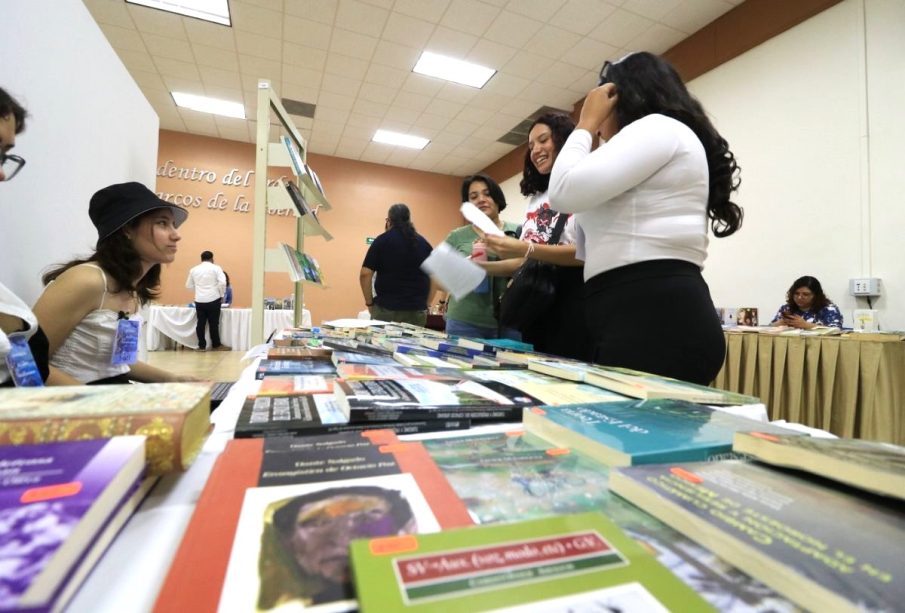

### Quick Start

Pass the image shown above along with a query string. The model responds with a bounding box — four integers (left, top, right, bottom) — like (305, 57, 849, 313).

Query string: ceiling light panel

(412, 51, 496, 89)
(172, 92, 246, 119)
(126, 0, 231, 26)
(372, 129, 430, 150)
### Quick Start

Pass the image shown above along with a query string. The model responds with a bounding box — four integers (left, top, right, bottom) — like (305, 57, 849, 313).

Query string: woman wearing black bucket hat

(33, 182, 198, 384)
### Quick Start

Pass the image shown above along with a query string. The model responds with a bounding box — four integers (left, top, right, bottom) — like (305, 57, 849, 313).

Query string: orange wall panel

(154, 130, 464, 323)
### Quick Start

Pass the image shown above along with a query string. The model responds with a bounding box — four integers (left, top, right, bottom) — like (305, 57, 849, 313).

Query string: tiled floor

(146, 350, 246, 381)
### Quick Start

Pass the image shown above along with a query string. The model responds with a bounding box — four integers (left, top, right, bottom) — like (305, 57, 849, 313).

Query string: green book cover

(610, 460, 905, 612)
(523, 399, 797, 466)
(350, 512, 712, 612)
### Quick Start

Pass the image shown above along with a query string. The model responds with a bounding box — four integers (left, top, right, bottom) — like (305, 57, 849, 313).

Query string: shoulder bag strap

(548, 212, 569, 245)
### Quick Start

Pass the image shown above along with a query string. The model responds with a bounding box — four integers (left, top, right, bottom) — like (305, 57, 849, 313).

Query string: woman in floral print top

(771, 276, 843, 329)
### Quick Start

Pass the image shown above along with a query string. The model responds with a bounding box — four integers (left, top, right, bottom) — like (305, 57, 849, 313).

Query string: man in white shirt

(185, 251, 229, 351)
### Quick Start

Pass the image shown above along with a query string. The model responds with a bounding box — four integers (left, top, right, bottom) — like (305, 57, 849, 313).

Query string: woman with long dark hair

(482, 113, 591, 359)
(771, 276, 842, 329)
(33, 182, 196, 384)
(550, 52, 743, 384)
(359, 203, 433, 326)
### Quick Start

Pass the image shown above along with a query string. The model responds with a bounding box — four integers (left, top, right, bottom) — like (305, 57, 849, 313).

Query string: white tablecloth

(146, 307, 308, 351)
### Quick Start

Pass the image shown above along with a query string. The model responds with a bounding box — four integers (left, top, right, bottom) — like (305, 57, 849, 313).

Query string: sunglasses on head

(598, 61, 614, 86)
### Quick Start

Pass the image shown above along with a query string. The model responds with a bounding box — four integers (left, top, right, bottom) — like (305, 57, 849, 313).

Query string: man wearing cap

(33, 182, 196, 384)
(0, 86, 50, 387)
(186, 251, 229, 351)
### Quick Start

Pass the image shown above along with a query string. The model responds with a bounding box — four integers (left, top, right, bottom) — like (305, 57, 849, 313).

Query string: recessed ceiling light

(125, 0, 231, 26)
(172, 92, 246, 119)
(413, 51, 496, 89)
(372, 129, 430, 150)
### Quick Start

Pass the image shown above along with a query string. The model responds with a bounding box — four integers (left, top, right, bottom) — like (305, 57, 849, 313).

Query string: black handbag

(498, 214, 568, 330)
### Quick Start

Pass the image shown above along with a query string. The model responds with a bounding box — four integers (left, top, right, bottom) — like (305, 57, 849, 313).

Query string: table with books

(10, 322, 902, 613)
(715, 330, 905, 444)
(145, 306, 304, 351)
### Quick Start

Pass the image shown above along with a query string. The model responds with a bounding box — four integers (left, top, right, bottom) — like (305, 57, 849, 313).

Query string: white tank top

(50, 264, 142, 383)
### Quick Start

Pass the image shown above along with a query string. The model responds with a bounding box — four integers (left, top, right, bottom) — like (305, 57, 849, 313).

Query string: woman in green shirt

(436, 174, 521, 340)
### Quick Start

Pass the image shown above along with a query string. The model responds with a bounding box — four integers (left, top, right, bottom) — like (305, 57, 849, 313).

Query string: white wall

(0, 0, 159, 305)
(692, 0, 905, 329)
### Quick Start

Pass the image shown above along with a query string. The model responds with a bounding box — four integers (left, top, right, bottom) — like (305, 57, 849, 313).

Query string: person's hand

(485, 235, 529, 260)
(173, 373, 205, 383)
(577, 83, 618, 135)
(367, 304, 376, 317)
(781, 313, 811, 329)
(437, 300, 448, 315)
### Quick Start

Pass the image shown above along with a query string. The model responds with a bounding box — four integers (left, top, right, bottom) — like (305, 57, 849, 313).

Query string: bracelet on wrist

(525, 242, 536, 258)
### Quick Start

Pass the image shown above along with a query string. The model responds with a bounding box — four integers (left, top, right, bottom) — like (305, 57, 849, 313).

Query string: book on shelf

(266, 346, 333, 361)
(349, 511, 711, 612)
(609, 460, 905, 612)
(278, 242, 326, 286)
(284, 179, 311, 219)
(158, 434, 471, 612)
(257, 375, 334, 396)
(281, 135, 329, 207)
(334, 377, 538, 423)
(0, 383, 211, 474)
(255, 359, 336, 379)
(581, 365, 761, 406)
(523, 399, 797, 467)
(235, 393, 470, 438)
(0, 437, 147, 613)
(733, 431, 905, 500)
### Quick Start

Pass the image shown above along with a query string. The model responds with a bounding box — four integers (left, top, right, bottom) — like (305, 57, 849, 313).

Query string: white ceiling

(83, 0, 741, 175)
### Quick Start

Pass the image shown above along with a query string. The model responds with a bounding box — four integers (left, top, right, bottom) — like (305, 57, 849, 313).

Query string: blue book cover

(255, 359, 337, 379)
(0, 437, 146, 610)
(523, 399, 798, 466)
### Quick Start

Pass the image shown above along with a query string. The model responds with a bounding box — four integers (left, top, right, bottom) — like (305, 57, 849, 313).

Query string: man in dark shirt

(359, 203, 433, 326)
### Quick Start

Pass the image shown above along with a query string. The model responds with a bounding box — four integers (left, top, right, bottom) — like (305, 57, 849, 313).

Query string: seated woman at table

(771, 275, 843, 329)
(33, 182, 200, 384)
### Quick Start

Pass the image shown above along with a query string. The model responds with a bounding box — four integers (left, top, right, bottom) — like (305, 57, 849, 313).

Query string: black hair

(0, 87, 27, 134)
(386, 203, 418, 247)
(224, 271, 231, 287)
(785, 276, 830, 312)
(520, 113, 575, 196)
(271, 486, 414, 540)
(602, 52, 743, 237)
(42, 210, 163, 305)
(461, 173, 507, 212)
(201, 250, 214, 261)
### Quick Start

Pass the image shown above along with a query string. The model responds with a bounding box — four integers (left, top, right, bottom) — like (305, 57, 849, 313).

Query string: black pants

(521, 266, 593, 361)
(583, 260, 725, 385)
(195, 298, 223, 349)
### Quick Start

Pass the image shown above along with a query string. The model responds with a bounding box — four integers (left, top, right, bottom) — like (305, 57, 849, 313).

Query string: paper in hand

(420, 242, 487, 300)
(459, 202, 505, 237)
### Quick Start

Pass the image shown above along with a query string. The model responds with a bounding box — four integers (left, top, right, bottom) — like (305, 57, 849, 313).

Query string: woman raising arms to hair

(33, 182, 199, 385)
(549, 52, 743, 385)
(481, 113, 591, 360)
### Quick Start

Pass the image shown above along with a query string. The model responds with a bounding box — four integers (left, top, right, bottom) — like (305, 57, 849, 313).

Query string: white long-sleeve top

(549, 113, 710, 281)
(186, 261, 226, 303)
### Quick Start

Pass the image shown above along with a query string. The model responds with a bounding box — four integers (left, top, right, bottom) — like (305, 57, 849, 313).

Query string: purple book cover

(0, 437, 145, 609)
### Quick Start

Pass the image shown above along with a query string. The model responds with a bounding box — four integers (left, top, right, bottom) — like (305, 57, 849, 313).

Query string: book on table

(255, 359, 337, 379)
(422, 431, 793, 611)
(609, 460, 905, 613)
(578, 365, 761, 406)
(465, 368, 628, 407)
(523, 399, 798, 467)
(266, 346, 333, 361)
(155, 432, 471, 613)
(333, 376, 539, 424)
(235, 393, 470, 438)
(0, 383, 211, 474)
(0, 437, 147, 613)
(733, 431, 905, 500)
(349, 511, 712, 612)
(257, 374, 334, 396)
